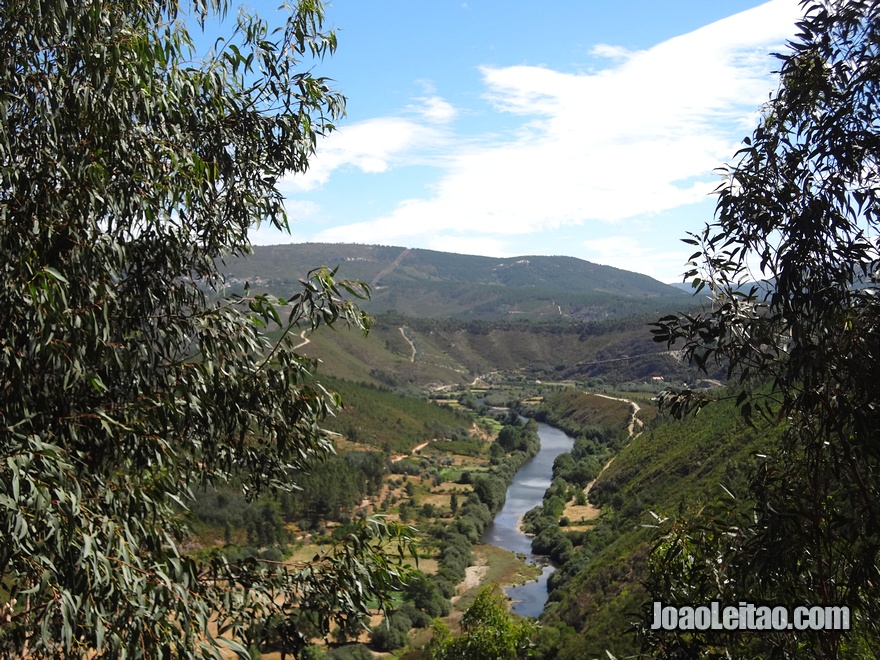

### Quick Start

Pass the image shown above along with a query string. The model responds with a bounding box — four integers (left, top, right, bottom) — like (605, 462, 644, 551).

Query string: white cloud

(581, 236, 690, 282)
(279, 113, 448, 192)
(284, 199, 321, 220)
(409, 95, 458, 123)
(590, 43, 632, 61)
(307, 0, 802, 276)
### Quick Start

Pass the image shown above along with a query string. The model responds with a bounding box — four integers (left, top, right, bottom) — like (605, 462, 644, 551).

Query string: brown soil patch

(452, 555, 489, 603)
(562, 501, 601, 524)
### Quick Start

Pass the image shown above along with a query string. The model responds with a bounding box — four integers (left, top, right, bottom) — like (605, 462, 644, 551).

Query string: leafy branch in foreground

(0, 0, 413, 657)
(645, 1, 880, 656)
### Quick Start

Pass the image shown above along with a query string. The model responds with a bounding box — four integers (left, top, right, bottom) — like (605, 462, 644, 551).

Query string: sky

(241, 0, 804, 283)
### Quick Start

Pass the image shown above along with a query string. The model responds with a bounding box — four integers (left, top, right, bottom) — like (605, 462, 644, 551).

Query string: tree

(369, 611, 412, 652)
(426, 586, 536, 660)
(404, 571, 450, 618)
(0, 0, 414, 657)
(648, 0, 880, 656)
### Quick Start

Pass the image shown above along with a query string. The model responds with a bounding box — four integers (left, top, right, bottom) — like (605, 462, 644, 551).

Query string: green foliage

(325, 644, 373, 660)
(648, 0, 880, 656)
(221, 244, 691, 322)
(432, 437, 486, 457)
(404, 571, 451, 619)
(369, 611, 413, 652)
(531, 393, 770, 658)
(321, 376, 474, 452)
(396, 601, 434, 629)
(426, 586, 537, 660)
(281, 451, 387, 525)
(0, 0, 416, 656)
(471, 474, 507, 513)
(496, 425, 533, 453)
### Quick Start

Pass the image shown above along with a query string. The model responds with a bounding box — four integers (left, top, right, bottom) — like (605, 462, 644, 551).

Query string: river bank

(481, 421, 578, 617)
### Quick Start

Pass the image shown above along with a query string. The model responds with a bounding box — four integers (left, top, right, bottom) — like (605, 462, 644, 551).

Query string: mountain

(221, 243, 690, 322)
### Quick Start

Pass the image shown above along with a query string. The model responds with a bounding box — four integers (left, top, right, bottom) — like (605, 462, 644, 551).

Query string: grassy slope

(301, 324, 473, 389)
(537, 389, 636, 439)
(298, 314, 709, 390)
(320, 376, 474, 453)
(539, 394, 781, 658)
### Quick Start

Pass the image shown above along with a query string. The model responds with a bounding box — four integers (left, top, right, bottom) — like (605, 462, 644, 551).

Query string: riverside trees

(0, 0, 414, 656)
(648, 0, 880, 656)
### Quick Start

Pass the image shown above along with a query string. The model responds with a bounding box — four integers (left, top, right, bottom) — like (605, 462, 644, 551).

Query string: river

(480, 421, 576, 618)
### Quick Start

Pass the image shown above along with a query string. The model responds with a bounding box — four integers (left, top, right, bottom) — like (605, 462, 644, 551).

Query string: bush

(397, 602, 433, 629)
(532, 526, 563, 556)
(370, 612, 412, 651)
(432, 574, 457, 599)
(405, 571, 451, 618)
(326, 644, 374, 660)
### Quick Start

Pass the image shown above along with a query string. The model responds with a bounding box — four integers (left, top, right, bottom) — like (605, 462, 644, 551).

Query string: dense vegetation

(528, 393, 779, 658)
(646, 1, 880, 656)
(320, 376, 474, 453)
(190, 449, 388, 544)
(0, 1, 415, 657)
(221, 244, 691, 322)
(534, 390, 635, 443)
(426, 586, 537, 660)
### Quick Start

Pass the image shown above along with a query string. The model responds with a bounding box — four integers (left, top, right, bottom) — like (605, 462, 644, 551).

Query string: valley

(192, 243, 737, 658)
(9, 2, 876, 656)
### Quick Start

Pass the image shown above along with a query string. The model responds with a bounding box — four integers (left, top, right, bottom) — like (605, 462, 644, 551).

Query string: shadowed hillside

(530, 393, 781, 658)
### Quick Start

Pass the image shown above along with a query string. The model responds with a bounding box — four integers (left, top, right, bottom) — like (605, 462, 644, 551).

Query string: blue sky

(241, 0, 803, 283)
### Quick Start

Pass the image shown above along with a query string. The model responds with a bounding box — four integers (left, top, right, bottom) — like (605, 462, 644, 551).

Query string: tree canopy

(426, 586, 537, 660)
(649, 0, 880, 656)
(0, 0, 414, 657)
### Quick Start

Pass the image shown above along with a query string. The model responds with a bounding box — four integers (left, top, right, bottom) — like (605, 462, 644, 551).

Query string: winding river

(480, 421, 576, 618)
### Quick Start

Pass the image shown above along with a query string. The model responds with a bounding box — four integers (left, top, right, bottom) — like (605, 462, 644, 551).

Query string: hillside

(294, 312, 713, 391)
(221, 243, 691, 322)
(530, 393, 782, 658)
(319, 375, 474, 453)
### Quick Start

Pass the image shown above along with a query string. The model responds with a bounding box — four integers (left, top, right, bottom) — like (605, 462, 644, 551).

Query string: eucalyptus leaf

(0, 1, 413, 657)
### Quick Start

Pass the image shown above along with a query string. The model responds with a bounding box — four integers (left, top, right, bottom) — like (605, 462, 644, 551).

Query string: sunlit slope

(298, 314, 703, 388)
(538, 395, 782, 658)
(223, 243, 689, 321)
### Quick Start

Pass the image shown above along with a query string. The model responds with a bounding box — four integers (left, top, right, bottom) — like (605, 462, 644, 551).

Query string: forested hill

(221, 243, 690, 321)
